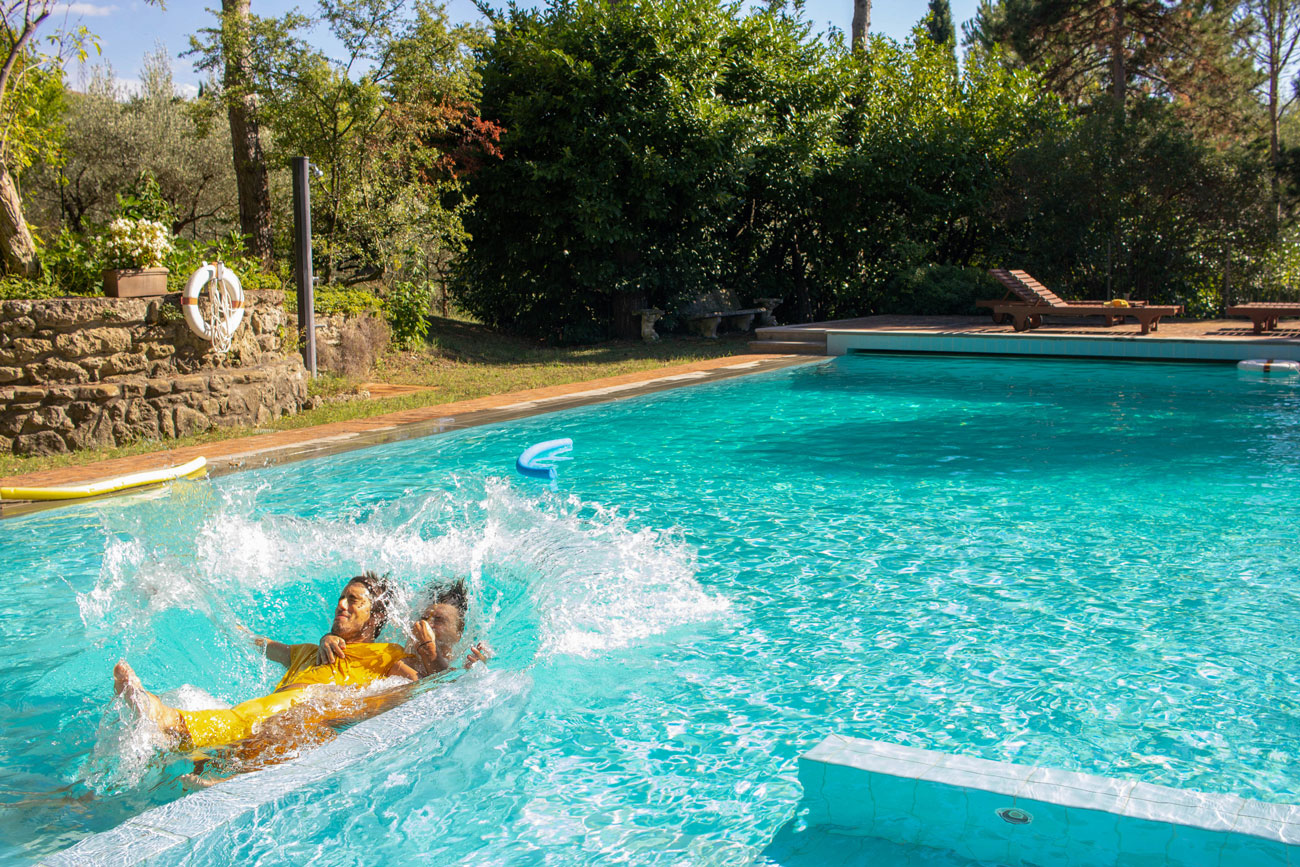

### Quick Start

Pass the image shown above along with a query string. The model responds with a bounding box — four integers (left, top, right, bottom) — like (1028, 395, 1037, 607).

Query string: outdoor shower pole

(292, 156, 317, 376)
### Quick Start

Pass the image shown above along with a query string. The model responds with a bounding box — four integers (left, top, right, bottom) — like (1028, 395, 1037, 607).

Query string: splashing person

(111, 572, 421, 753)
(317, 579, 489, 677)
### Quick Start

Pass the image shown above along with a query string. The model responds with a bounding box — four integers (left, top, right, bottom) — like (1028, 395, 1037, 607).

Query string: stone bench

(687, 308, 764, 338)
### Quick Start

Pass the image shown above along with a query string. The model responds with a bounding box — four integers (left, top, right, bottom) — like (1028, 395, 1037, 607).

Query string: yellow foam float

(0, 456, 208, 501)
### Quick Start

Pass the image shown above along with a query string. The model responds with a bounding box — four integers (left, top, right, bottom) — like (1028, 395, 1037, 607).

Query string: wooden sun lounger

(979, 269, 1182, 335)
(1225, 303, 1300, 334)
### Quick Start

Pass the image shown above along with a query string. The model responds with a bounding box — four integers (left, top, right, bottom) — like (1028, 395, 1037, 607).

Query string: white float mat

(44, 669, 528, 866)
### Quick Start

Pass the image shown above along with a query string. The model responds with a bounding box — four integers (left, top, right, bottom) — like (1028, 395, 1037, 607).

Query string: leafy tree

(460, 0, 786, 341)
(26, 54, 237, 240)
(989, 100, 1273, 309)
(0, 1, 101, 276)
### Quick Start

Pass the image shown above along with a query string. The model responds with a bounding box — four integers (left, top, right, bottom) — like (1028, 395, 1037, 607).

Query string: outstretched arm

(236, 625, 292, 668)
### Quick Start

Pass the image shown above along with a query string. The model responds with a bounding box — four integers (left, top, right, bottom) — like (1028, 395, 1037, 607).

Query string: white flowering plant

(101, 218, 173, 270)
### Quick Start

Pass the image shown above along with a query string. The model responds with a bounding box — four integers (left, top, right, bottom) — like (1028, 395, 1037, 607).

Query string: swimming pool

(2, 354, 1298, 865)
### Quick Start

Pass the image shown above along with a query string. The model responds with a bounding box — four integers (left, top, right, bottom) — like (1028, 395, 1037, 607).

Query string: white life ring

(182, 263, 244, 347)
(1238, 358, 1300, 376)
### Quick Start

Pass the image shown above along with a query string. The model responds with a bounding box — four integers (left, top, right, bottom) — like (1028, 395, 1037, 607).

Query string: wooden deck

(751, 316, 1300, 355)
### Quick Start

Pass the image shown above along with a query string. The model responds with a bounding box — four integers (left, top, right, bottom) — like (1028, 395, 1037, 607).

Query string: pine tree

(1236, 0, 1300, 224)
(970, 0, 1246, 125)
(924, 0, 955, 45)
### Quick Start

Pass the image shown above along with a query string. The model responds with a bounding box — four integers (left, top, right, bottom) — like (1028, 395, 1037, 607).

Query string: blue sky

(56, 0, 980, 96)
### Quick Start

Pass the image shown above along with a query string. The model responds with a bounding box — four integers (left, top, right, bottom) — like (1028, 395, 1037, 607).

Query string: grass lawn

(0, 316, 750, 479)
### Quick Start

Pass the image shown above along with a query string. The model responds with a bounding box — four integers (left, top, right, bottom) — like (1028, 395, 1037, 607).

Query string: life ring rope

(183, 263, 244, 352)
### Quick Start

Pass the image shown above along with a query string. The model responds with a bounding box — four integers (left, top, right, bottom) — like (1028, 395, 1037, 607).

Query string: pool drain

(996, 807, 1032, 825)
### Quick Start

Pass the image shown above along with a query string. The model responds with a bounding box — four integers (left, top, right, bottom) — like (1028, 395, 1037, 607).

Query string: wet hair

(423, 579, 469, 628)
(346, 571, 394, 638)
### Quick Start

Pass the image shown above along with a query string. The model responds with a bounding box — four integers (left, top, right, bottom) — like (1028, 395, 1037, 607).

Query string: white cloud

(52, 3, 119, 16)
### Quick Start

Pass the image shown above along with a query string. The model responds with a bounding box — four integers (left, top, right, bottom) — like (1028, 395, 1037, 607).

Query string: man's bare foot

(113, 661, 182, 736)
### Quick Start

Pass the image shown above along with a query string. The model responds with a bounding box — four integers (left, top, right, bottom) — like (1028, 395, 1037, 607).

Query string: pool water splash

(49, 475, 726, 829)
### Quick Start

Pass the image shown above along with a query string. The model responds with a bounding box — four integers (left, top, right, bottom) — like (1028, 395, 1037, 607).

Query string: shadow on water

(761, 820, 997, 867)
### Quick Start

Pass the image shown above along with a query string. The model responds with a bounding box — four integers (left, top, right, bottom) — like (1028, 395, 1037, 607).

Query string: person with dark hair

(111, 573, 418, 752)
(317, 578, 489, 677)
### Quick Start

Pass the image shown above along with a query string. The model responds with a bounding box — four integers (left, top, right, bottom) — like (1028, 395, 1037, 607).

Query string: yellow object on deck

(0, 456, 208, 501)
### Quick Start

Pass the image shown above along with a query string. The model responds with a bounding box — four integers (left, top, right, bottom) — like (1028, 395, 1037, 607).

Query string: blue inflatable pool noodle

(516, 438, 573, 490)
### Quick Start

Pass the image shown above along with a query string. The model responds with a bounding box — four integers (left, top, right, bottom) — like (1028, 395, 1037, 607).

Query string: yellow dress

(177, 642, 412, 749)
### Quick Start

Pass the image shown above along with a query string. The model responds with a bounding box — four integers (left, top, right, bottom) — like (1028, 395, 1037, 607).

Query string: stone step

(754, 327, 827, 343)
(747, 340, 828, 355)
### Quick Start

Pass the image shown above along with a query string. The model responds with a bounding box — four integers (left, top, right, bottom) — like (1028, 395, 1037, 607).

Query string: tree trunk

(0, 168, 38, 278)
(1110, 0, 1127, 118)
(851, 0, 871, 53)
(222, 0, 273, 269)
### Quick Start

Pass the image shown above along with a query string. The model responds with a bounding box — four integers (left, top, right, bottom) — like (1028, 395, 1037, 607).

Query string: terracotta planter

(103, 267, 169, 298)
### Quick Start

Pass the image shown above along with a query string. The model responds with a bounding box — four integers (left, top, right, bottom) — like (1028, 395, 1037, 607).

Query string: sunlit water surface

(2, 355, 1298, 865)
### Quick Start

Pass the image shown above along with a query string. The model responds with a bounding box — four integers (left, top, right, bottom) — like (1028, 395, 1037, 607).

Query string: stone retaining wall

(0, 292, 308, 455)
(315, 313, 390, 379)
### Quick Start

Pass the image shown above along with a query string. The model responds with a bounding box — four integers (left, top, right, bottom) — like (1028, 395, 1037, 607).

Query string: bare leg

(113, 661, 185, 738)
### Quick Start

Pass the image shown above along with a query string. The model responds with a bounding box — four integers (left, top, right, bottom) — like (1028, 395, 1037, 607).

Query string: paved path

(0, 354, 806, 502)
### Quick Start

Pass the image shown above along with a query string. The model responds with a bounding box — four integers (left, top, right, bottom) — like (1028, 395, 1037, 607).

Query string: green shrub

(116, 171, 174, 225)
(0, 277, 65, 300)
(40, 228, 101, 295)
(315, 285, 384, 318)
(165, 232, 281, 294)
(879, 265, 1001, 315)
(385, 280, 434, 348)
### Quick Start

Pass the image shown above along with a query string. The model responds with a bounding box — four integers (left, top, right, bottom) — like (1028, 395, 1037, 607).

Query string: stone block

(102, 352, 148, 376)
(1, 300, 33, 317)
(0, 434, 11, 453)
(0, 366, 21, 383)
(209, 373, 231, 394)
(23, 405, 73, 432)
(144, 341, 176, 359)
(36, 297, 146, 328)
(10, 386, 43, 401)
(31, 358, 89, 383)
(14, 430, 68, 455)
(1, 315, 34, 336)
(64, 412, 116, 450)
(119, 378, 146, 398)
(173, 405, 211, 436)
(73, 383, 122, 401)
(144, 378, 172, 397)
(44, 386, 75, 404)
(54, 327, 131, 359)
(173, 375, 206, 393)
(8, 336, 53, 363)
(67, 400, 99, 423)
(126, 401, 161, 440)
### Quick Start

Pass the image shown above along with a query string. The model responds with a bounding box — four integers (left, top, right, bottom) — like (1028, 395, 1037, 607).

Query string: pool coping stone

(799, 734, 1300, 866)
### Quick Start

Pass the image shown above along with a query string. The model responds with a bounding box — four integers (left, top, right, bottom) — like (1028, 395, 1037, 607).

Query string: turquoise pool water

(2, 354, 1298, 865)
